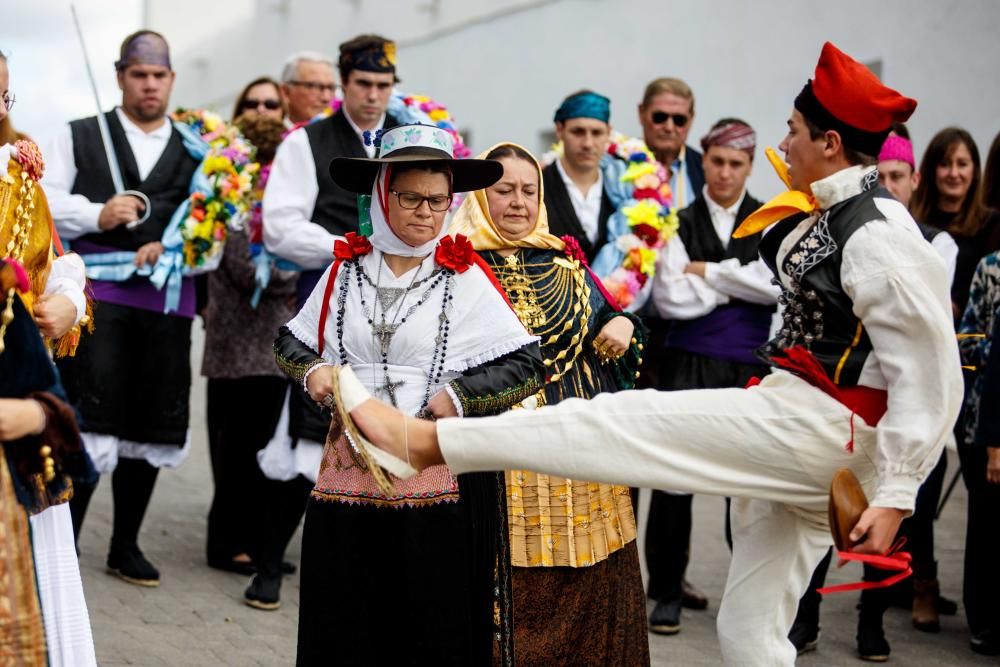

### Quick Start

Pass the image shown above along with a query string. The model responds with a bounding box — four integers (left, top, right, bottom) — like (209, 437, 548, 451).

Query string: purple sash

(667, 303, 772, 365)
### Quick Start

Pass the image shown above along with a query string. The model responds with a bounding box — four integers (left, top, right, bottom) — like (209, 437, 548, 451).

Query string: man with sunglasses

(636, 76, 711, 615)
(279, 52, 336, 125)
(257, 34, 402, 609)
(542, 90, 617, 263)
(638, 77, 705, 211)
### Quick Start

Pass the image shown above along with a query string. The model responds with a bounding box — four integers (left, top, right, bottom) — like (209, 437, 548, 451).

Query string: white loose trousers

(439, 370, 882, 665)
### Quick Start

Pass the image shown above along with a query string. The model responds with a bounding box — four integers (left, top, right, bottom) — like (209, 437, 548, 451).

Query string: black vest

(757, 179, 889, 386)
(542, 162, 615, 263)
(70, 111, 198, 251)
(303, 109, 400, 237)
(677, 193, 765, 266)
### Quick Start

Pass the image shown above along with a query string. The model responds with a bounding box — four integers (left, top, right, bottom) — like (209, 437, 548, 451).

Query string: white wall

(155, 0, 1000, 200)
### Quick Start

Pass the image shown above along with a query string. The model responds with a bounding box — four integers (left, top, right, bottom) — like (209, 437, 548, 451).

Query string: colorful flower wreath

(171, 109, 259, 269)
(590, 133, 679, 310)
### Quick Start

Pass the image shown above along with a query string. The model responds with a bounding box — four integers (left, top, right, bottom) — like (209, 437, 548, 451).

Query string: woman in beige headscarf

(451, 142, 650, 666)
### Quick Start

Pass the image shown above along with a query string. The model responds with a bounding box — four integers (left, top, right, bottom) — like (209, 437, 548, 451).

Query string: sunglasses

(650, 110, 690, 128)
(241, 98, 282, 111)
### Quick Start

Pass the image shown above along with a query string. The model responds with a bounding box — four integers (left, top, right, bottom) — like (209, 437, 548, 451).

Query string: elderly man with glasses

(278, 51, 336, 126)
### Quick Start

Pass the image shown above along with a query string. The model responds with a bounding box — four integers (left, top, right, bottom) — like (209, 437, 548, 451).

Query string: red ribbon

(816, 538, 913, 595)
(317, 233, 372, 356)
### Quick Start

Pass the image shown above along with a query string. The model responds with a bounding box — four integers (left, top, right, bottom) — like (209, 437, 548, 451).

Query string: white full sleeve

(651, 236, 728, 320)
(703, 258, 781, 305)
(40, 125, 104, 240)
(262, 129, 339, 270)
(44, 253, 88, 323)
(842, 210, 963, 511)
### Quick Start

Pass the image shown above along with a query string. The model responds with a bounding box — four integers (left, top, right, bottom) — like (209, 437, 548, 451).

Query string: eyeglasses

(650, 110, 689, 127)
(287, 80, 336, 93)
(241, 98, 282, 111)
(390, 190, 453, 212)
(2, 92, 15, 111)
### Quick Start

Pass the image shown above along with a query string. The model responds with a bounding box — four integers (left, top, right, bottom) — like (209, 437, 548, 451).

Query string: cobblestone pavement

(80, 330, 995, 666)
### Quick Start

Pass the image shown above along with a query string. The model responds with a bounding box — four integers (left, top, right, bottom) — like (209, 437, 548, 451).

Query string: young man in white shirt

(343, 42, 963, 666)
(43, 31, 200, 587)
(646, 118, 777, 636)
(542, 90, 615, 262)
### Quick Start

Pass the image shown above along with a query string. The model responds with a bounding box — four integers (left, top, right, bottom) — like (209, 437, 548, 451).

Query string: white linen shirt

(555, 158, 603, 245)
(42, 108, 172, 240)
(775, 165, 963, 509)
(262, 111, 385, 269)
(652, 186, 778, 320)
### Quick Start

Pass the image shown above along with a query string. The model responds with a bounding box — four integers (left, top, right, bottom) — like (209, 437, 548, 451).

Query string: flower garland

(590, 133, 679, 310)
(171, 109, 259, 269)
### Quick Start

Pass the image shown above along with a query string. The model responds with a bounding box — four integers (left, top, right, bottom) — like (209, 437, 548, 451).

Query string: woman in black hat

(273, 124, 543, 665)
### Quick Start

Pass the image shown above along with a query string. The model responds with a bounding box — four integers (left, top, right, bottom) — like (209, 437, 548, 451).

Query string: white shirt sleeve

(40, 125, 104, 240)
(930, 232, 959, 288)
(842, 214, 963, 511)
(262, 129, 339, 269)
(44, 253, 88, 323)
(703, 258, 781, 305)
(651, 236, 728, 319)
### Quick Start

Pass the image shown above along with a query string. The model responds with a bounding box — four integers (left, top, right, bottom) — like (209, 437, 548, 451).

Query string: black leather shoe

(649, 599, 682, 635)
(244, 575, 281, 611)
(970, 629, 1000, 656)
(681, 579, 708, 610)
(856, 618, 890, 662)
(107, 545, 160, 587)
(789, 618, 819, 655)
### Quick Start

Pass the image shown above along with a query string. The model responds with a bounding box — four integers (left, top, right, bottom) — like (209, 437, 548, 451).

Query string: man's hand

(848, 506, 906, 555)
(426, 389, 459, 419)
(98, 194, 145, 231)
(987, 447, 1000, 485)
(305, 364, 334, 404)
(0, 398, 46, 441)
(33, 293, 78, 338)
(683, 261, 707, 278)
(134, 242, 164, 268)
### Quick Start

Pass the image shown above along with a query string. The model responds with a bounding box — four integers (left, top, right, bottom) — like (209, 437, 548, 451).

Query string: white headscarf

(368, 164, 450, 257)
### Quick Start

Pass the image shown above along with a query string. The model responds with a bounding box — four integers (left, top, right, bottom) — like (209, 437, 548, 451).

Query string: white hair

(280, 51, 335, 83)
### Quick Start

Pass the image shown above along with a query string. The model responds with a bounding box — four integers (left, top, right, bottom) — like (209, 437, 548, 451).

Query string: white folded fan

(331, 365, 419, 493)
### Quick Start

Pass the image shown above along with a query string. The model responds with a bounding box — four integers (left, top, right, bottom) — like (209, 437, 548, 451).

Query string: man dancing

(336, 42, 962, 665)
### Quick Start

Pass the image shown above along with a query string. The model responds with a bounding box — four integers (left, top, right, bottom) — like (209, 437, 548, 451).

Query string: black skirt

(296, 471, 509, 666)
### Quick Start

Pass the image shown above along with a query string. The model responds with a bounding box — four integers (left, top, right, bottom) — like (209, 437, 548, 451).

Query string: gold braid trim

(450, 374, 542, 416)
(275, 350, 327, 384)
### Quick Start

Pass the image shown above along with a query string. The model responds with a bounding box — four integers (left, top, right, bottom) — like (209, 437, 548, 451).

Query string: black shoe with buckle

(649, 598, 682, 635)
(107, 544, 160, 587)
(244, 574, 281, 611)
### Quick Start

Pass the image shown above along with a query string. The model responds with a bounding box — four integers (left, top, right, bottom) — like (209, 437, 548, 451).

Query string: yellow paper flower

(622, 161, 657, 183)
(623, 199, 665, 231)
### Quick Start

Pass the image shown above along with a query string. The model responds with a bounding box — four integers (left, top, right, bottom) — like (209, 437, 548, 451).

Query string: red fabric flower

(435, 234, 475, 273)
(560, 235, 586, 263)
(333, 232, 373, 261)
(632, 223, 660, 246)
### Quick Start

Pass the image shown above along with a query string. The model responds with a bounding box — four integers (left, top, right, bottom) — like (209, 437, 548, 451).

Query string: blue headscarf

(553, 91, 611, 124)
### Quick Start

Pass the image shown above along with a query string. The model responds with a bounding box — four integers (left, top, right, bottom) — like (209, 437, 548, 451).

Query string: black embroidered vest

(70, 111, 198, 251)
(303, 109, 400, 237)
(757, 173, 887, 386)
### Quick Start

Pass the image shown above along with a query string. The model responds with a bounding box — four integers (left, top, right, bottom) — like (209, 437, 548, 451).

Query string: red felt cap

(811, 42, 916, 131)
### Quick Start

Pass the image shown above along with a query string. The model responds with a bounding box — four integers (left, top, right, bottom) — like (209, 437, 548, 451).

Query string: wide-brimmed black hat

(329, 124, 502, 194)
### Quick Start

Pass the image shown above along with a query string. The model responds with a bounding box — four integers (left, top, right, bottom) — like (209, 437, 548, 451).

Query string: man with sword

(43, 30, 199, 587)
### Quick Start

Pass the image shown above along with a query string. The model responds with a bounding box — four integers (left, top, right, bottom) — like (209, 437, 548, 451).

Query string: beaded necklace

(334, 255, 454, 412)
